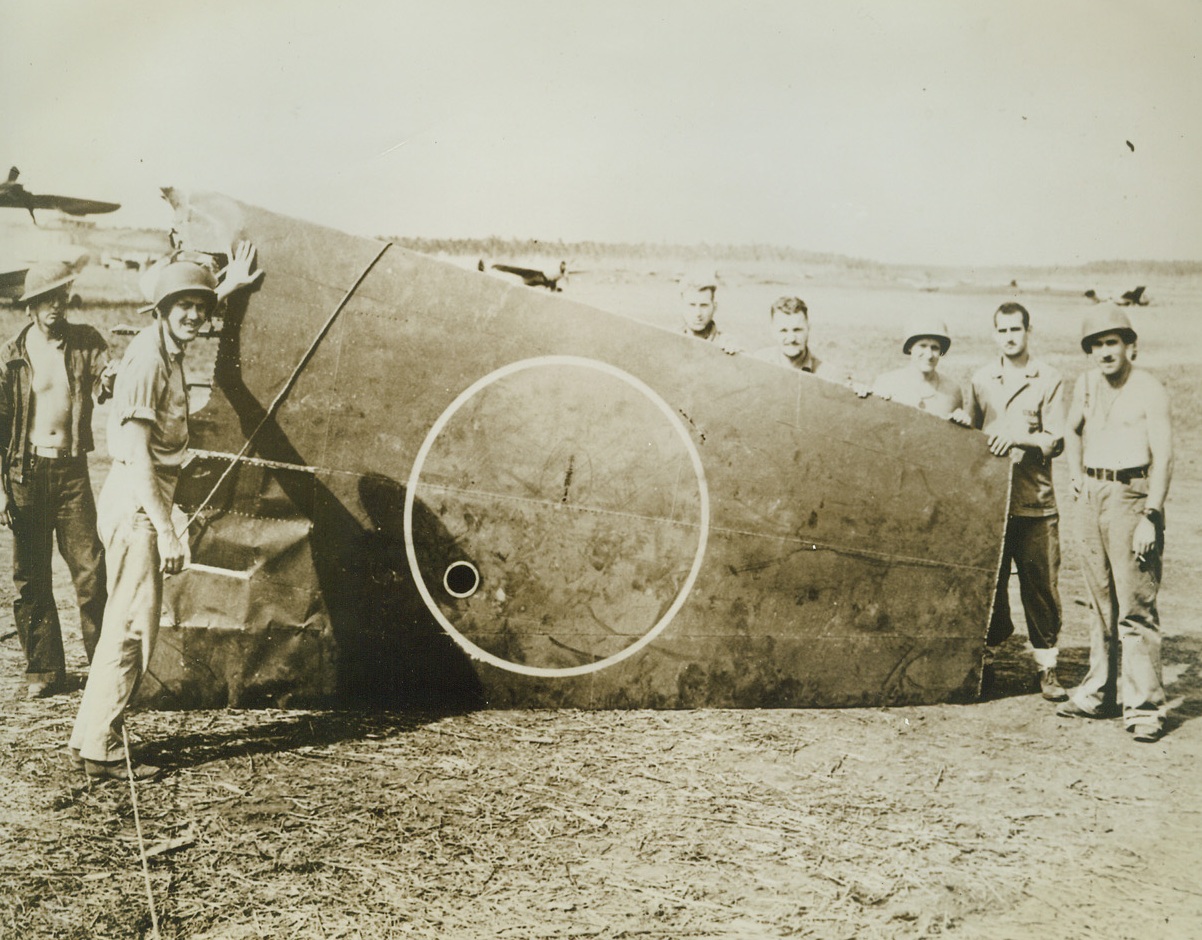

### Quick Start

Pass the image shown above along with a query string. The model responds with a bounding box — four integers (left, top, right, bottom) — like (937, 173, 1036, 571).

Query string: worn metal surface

(146, 190, 1010, 709)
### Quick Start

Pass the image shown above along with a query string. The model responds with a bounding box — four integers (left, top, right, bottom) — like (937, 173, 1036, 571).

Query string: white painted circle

(442, 561, 481, 599)
(403, 355, 710, 678)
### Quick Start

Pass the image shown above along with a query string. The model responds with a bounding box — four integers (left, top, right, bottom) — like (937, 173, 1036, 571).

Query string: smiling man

(70, 247, 260, 780)
(0, 261, 110, 698)
(754, 296, 856, 386)
(1058, 308, 1173, 743)
(966, 303, 1066, 700)
(871, 315, 969, 423)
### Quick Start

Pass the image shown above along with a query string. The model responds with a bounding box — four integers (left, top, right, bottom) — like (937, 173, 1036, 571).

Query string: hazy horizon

(5, 1, 1200, 270)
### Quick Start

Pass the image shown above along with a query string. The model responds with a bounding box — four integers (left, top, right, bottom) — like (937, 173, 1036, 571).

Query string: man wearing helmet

(966, 303, 1067, 701)
(1057, 308, 1173, 743)
(872, 316, 970, 424)
(69, 245, 261, 780)
(0, 261, 111, 699)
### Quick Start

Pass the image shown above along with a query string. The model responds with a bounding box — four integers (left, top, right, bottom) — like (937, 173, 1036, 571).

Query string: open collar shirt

(967, 356, 1065, 517)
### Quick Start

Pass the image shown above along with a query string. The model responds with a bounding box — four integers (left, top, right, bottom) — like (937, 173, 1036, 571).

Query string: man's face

(163, 292, 212, 346)
(681, 290, 716, 333)
(908, 337, 943, 374)
(993, 311, 1029, 359)
(29, 288, 69, 334)
(774, 312, 810, 359)
(1087, 332, 1133, 377)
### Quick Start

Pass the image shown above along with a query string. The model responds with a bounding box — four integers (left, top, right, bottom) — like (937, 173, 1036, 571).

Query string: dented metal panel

(142, 190, 1009, 709)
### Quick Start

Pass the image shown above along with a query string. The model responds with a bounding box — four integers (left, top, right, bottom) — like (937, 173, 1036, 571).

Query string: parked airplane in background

(1118, 285, 1149, 306)
(491, 259, 570, 291)
(1084, 285, 1151, 307)
(0, 167, 124, 302)
(0, 167, 120, 223)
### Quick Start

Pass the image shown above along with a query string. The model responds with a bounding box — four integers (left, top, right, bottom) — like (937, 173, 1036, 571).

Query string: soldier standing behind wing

(0, 261, 111, 699)
(872, 315, 970, 424)
(752, 296, 858, 386)
(1057, 308, 1173, 743)
(966, 302, 1067, 700)
(679, 276, 740, 354)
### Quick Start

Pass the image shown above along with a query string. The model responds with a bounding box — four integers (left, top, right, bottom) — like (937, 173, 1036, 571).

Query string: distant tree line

(382, 235, 1202, 277)
(383, 235, 881, 268)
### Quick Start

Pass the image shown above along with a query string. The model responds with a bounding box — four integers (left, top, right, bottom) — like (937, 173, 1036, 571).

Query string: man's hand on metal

(218, 241, 264, 299)
(987, 433, 1015, 457)
(158, 529, 186, 575)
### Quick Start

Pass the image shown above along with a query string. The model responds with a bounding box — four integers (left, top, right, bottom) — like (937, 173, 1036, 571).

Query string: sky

(4, 0, 1201, 266)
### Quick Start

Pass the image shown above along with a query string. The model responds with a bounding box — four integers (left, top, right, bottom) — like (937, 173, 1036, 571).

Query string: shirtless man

(872, 315, 970, 424)
(0, 261, 110, 698)
(1058, 308, 1173, 743)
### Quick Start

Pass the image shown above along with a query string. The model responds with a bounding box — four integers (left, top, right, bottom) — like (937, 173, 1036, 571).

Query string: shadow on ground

(135, 708, 462, 771)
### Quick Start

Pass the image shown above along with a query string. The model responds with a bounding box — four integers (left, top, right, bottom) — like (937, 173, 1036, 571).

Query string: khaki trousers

(1071, 476, 1165, 731)
(68, 503, 161, 763)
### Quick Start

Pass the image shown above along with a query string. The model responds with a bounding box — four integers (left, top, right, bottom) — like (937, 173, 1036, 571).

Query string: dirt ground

(1, 258, 1200, 939)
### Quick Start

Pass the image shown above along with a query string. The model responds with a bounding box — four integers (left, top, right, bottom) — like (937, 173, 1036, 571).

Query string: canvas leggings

(10, 454, 106, 681)
(986, 514, 1062, 661)
(69, 505, 162, 763)
(1071, 476, 1166, 730)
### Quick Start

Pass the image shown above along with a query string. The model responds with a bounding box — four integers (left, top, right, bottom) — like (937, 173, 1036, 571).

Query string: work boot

(82, 759, 163, 782)
(27, 674, 65, 699)
(1056, 698, 1103, 719)
(1129, 724, 1164, 744)
(1039, 668, 1068, 702)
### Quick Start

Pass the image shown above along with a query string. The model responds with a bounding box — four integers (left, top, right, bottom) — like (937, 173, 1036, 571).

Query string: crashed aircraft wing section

(142, 191, 1009, 709)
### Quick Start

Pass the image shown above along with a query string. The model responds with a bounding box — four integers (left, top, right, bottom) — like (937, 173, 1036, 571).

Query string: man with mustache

(966, 303, 1066, 701)
(1058, 308, 1173, 743)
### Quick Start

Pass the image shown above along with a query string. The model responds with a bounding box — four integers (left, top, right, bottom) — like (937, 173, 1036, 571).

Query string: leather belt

(1085, 465, 1148, 484)
(32, 445, 71, 459)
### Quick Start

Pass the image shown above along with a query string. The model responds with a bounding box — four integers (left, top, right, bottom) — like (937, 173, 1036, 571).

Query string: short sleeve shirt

(105, 320, 190, 508)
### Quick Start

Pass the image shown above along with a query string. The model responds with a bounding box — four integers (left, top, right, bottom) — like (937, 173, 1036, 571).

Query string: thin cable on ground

(123, 725, 161, 940)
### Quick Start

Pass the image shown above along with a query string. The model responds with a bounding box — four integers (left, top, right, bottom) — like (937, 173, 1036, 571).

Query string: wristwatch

(1142, 507, 1164, 528)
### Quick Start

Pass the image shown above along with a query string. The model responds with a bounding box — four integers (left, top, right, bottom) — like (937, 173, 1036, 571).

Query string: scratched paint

(144, 191, 1011, 709)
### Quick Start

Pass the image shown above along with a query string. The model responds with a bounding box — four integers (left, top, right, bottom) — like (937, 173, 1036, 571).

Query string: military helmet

(19, 260, 78, 304)
(1080, 307, 1136, 352)
(902, 314, 951, 356)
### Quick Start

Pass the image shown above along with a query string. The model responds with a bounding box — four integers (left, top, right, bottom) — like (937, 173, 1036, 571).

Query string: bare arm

(1144, 382, 1173, 514)
(124, 419, 186, 573)
(1064, 375, 1086, 497)
(1133, 380, 1173, 561)
(0, 453, 9, 528)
